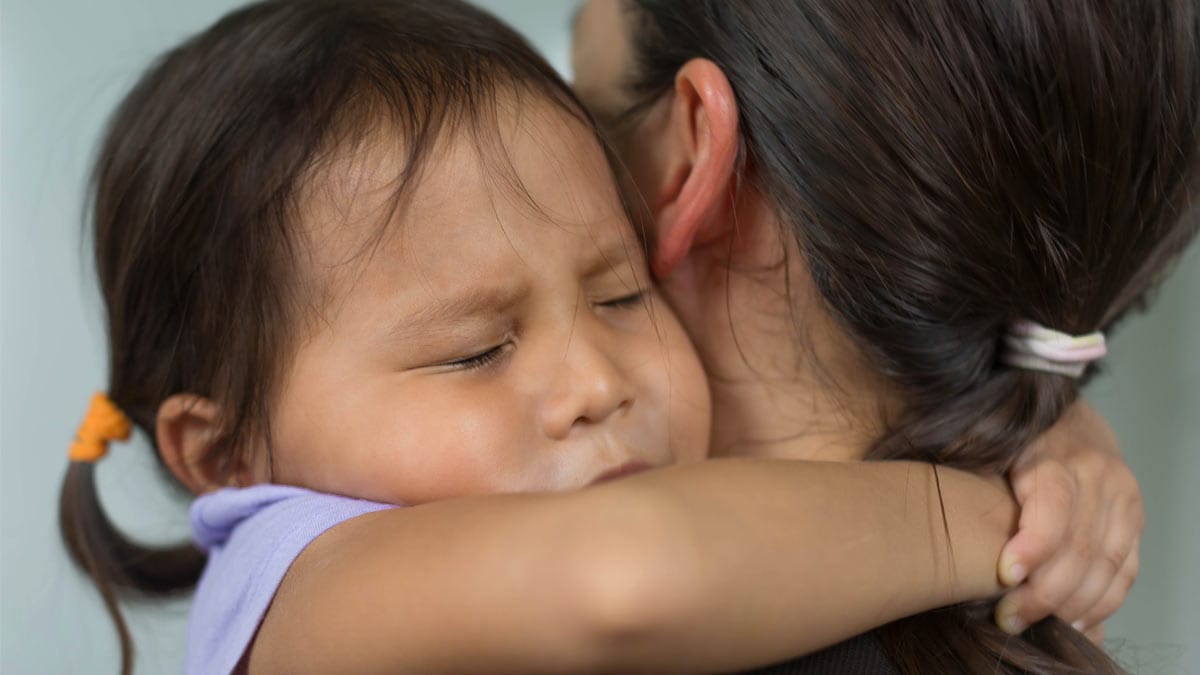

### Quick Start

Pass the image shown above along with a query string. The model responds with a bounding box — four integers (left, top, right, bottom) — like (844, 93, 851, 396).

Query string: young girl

(61, 1, 1145, 674)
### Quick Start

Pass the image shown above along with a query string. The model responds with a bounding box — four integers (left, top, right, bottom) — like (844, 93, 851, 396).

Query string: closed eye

(441, 344, 509, 371)
(597, 290, 648, 310)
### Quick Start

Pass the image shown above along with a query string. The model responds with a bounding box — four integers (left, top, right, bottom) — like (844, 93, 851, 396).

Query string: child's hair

(58, 1, 594, 672)
(620, 0, 1199, 673)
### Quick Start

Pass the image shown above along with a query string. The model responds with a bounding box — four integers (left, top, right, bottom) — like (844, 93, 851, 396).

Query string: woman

(570, 0, 1196, 671)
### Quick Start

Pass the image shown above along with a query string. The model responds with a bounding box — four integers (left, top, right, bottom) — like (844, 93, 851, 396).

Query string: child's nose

(538, 333, 635, 441)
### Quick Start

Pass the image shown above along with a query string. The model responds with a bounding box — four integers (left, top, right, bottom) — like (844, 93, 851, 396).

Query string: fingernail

(1072, 620, 1085, 632)
(1007, 563, 1027, 586)
(1003, 614, 1028, 634)
(995, 598, 1027, 635)
(1000, 552, 1027, 586)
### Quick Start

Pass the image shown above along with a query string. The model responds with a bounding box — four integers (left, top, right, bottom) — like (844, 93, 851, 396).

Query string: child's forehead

(422, 96, 624, 224)
(292, 93, 639, 289)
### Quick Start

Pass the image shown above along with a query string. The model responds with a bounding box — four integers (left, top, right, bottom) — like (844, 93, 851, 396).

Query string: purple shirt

(185, 484, 394, 675)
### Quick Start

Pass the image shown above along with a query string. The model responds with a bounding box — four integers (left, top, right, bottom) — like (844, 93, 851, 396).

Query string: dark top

(745, 632, 899, 674)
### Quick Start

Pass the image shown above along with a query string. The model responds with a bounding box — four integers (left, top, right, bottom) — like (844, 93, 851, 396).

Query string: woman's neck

(659, 206, 892, 462)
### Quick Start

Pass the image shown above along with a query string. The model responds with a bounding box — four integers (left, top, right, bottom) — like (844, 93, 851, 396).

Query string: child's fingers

(1084, 623, 1106, 646)
(1000, 462, 1078, 587)
(998, 564, 1075, 634)
(998, 488, 1139, 634)
(1060, 484, 1141, 625)
(1054, 558, 1113, 627)
(1071, 503, 1141, 623)
(994, 591, 1030, 635)
(1077, 542, 1139, 631)
(995, 541, 1090, 634)
(1049, 495, 1116, 623)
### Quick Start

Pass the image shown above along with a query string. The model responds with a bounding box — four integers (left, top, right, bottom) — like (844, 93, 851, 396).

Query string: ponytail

(871, 369, 1076, 471)
(867, 368, 1124, 673)
(59, 441, 205, 674)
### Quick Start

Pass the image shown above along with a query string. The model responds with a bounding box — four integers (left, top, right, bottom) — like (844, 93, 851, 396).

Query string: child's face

(262, 99, 711, 505)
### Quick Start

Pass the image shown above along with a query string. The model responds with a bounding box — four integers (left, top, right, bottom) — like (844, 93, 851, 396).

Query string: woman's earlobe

(652, 58, 740, 279)
(155, 394, 235, 494)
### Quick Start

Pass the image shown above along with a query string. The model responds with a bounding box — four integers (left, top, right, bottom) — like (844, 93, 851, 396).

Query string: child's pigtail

(58, 394, 205, 675)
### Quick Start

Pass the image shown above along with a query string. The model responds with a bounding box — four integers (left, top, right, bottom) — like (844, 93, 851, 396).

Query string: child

(59, 1, 1136, 673)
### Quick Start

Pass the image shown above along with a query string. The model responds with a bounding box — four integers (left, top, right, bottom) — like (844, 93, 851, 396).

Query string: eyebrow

(581, 233, 645, 284)
(381, 233, 644, 343)
(384, 285, 526, 343)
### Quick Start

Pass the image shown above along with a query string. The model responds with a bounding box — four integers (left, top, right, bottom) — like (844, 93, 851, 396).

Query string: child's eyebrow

(581, 236, 644, 282)
(384, 285, 526, 341)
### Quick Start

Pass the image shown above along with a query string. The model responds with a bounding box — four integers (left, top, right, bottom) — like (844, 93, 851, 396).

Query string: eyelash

(437, 291, 646, 371)
(599, 290, 648, 309)
(444, 344, 508, 371)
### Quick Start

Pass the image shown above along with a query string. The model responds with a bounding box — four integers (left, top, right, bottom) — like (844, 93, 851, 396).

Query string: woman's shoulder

(745, 632, 898, 675)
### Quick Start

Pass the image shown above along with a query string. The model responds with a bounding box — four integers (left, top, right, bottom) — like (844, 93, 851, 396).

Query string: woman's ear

(156, 394, 249, 494)
(651, 58, 740, 279)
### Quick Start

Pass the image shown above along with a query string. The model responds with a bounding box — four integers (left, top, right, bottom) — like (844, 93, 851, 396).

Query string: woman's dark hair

(620, 0, 1199, 673)
(58, 1, 589, 672)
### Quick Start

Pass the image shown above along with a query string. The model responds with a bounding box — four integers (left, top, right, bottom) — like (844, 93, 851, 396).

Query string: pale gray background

(1, 1, 1197, 673)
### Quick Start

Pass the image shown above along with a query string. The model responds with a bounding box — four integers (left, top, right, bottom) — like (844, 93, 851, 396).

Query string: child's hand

(993, 401, 1142, 640)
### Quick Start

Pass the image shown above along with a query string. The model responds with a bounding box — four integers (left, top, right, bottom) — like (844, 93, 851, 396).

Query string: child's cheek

(379, 384, 536, 503)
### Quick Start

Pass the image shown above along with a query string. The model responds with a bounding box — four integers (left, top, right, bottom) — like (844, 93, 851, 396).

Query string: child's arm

(249, 459, 1014, 674)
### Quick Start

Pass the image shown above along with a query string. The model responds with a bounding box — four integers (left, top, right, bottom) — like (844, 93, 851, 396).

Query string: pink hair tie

(1001, 320, 1107, 378)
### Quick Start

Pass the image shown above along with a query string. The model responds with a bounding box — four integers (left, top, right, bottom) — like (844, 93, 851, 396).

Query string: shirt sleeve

(184, 484, 394, 675)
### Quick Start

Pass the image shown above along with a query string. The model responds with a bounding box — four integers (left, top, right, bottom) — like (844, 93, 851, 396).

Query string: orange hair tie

(68, 392, 132, 463)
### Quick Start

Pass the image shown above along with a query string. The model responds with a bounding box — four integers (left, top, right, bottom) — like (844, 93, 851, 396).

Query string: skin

(160, 94, 1025, 673)
(146, 7, 1141, 668)
(571, 0, 897, 463)
(570, 0, 1142, 638)
(260, 101, 711, 505)
(146, 5, 1140, 670)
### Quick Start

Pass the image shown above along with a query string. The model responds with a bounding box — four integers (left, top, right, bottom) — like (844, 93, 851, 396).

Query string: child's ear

(650, 58, 740, 279)
(156, 394, 251, 494)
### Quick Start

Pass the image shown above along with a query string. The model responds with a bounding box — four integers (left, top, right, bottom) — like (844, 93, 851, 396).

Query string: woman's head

(62, 0, 708, 669)
(574, 0, 1198, 671)
(574, 0, 1200, 468)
